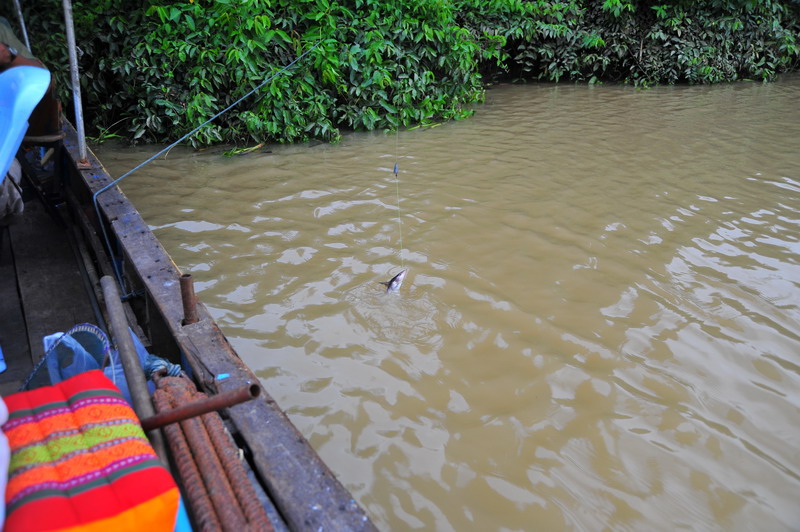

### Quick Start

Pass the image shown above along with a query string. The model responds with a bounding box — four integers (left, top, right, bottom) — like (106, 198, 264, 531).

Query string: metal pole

(61, 0, 89, 167)
(100, 275, 168, 461)
(140, 382, 260, 432)
(12, 0, 31, 51)
(180, 273, 199, 325)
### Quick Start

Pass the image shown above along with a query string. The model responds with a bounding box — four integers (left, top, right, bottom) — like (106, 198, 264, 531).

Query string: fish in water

(380, 269, 407, 293)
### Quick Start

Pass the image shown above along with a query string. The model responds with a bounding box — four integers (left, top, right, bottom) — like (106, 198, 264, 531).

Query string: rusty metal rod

(168, 379, 248, 530)
(140, 383, 260, 432)
(154, 388, 222, 531)
(195, 389, 274, 531)
(180, 273, 199, 325)
(100, 275, 168, 462)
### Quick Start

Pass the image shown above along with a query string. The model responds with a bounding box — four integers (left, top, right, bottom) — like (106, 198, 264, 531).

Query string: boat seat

(1, 370, 181, 531)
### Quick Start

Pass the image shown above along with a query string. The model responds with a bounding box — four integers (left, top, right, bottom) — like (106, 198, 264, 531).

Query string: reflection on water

(96, 76, 800, 530)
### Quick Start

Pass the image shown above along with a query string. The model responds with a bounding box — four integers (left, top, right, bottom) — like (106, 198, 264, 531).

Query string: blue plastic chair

(0, 66, 51, 184)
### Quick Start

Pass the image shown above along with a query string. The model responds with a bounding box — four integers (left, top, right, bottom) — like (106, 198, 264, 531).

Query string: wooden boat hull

(2, 120, 377, 531)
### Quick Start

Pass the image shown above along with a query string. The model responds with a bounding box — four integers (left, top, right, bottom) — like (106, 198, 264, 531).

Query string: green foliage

(12, 0, 484, 146)
(7, 0, 800, 147)
(454, 0, 800, 86)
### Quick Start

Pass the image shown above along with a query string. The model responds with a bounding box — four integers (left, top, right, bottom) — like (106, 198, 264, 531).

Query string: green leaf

(379, 100, 397, 114)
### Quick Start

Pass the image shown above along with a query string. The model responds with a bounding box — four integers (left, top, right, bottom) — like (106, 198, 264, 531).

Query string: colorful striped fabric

(2, 370, 179, 531)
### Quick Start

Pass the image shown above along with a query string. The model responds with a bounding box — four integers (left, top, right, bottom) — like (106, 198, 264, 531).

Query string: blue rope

(144, 354, 182, 378)
(93, 42, 322, 296)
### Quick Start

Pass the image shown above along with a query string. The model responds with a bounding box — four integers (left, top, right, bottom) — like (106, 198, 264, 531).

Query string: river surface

(95, 76, 800, 531)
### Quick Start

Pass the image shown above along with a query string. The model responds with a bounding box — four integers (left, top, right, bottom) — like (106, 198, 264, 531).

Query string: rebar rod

(195, 388, 273, 531)
(167, 379, 248, 530)
(154, 388, 222, 531)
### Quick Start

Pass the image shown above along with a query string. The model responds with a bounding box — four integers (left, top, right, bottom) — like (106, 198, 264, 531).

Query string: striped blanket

(2, 370, 179, 531)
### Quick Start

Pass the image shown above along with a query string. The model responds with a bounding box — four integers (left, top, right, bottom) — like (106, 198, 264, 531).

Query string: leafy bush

(454, 0, 800, 85)
(7, 0, 799, 146)
(11, 0, 486, 145)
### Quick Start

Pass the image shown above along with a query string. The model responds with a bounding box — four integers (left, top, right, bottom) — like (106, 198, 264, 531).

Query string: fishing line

(391, 5, 405, 272)
(394, 156, 406, 268)
(92, 41, 322, 297)
(393, 118, 405, 270)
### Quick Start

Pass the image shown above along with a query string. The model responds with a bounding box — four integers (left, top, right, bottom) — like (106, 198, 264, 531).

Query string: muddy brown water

(96, 76, 800, 531)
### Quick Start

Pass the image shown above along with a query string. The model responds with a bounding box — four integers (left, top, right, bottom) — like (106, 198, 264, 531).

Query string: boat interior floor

(0, 193, 96, 395)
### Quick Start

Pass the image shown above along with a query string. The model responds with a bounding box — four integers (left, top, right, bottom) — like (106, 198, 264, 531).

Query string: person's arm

(0, 42, 44, 71)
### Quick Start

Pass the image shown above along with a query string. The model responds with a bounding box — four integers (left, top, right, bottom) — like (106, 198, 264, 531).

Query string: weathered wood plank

(0, 228, 31, 395)
(9, 200, 95, 363)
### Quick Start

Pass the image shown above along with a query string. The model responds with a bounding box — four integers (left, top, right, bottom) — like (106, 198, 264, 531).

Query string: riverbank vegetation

(12, 0, 800, 146)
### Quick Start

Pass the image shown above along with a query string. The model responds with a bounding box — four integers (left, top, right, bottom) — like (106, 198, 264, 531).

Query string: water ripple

(99, 76, 800, 531)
